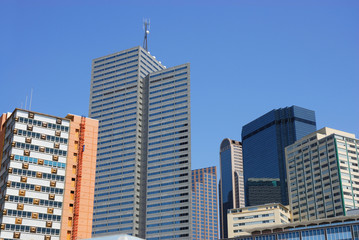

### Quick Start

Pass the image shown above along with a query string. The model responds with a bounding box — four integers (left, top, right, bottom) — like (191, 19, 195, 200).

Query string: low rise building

(223, 215, 359, 240)
(227, 203, 291, 238)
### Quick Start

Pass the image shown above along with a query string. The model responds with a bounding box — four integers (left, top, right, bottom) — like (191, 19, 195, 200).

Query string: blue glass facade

(242, 106, 316, 205)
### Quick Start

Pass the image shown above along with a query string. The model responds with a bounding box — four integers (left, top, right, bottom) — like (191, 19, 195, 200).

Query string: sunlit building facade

(0, 109, 98, 240)
(227, 203, 291, 238)
(192, 167, 218, 240)
(89, 46, 191, 239)
(286, 127, 359, 222)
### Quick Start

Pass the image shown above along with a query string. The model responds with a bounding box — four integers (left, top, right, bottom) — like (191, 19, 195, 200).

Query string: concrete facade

(286, 127, 359, 222)
(227, 203, 291, 238)
(89, 46, 191, 239)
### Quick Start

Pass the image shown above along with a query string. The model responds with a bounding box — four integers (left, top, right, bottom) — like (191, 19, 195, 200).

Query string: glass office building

(246, 178, 281, 207)
(219, 139, 245, 239)
(192, 167, 218, 240)
(89, 46, 191, 239)
(222, 215, 359, 240)
(242, 106, 316, 206)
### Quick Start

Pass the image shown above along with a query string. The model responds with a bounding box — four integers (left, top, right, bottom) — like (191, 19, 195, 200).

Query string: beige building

(285, 127, 359, 222)
(227, 203, 291, 238)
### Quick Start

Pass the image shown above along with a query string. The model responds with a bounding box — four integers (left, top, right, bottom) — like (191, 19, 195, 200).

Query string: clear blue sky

(1, 0, 358, 171)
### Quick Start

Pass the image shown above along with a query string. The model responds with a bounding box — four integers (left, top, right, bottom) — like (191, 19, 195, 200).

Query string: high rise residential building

(227, 203, 291, 238)
(246, 178, 281, 206)
(285, 127, 359, 222)
(192, 167, 218, 240)
(89, 46, 191, 239)
(0, 109, 98, 240)
(219, 138, 245, 239)
(242, 106, 316, 206)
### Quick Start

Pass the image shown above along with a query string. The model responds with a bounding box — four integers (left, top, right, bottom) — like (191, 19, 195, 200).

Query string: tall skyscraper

(0, 109, 98, 240)
(89, 46, 191, 239)
(285, 127, 359, 222)
(191, 167, 218, 240)
(242, 105, 316, 206)
(219, 138, 245, 239)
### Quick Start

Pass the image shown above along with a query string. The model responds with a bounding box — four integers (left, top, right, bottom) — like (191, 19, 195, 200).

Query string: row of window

(96, 163, 135, 175)
(6, 194, 62, 208)
(97, 146, 135, 156)
(2, 224, 60, 235)
(11, 167, 65, 181)
(6, 209, 61, 221)
(150, 77, 187, 90)
(93, 63, 138, 79)
(15, 142, 67, 157)
(93, 200, 133, 210)
(92, 70, 138, 95)
(149, 94, 188, 107)
(93, 49, 137, 64)
(96, 151, 135, 164)
(94, 194, 134, 204)
(99, 131, 136, 142)
(93, 79, 138, 95)
(141, 50, 164, 69)
(96, 157, 135, 168)
(150, 82, 187, 96)
(98, 140, 135, 151)
(10, 181, 63, 194)
(92, 100, 136, 115)
(16, 129, 68, 144)
(148, 148, 188, 158)
(95, 169, 135, 180)
(14, 155, 66, 169)
(150, 67, 187, 79)
(99, 112, 137, 124)
(149, 106, 187, 118)
(92, 220, 133, 229)
(149, 88, 187, 101)
(99, 122, 136, 135)
(17, 117, 69, 132)
(93, 213, 132, 222)
(149, 111, 188, 123)
(149, 117, 188, 129)
(91, 90, 137, 107)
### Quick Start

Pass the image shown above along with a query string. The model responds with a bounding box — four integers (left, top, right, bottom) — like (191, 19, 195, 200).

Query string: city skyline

(1, 0, 358, 174)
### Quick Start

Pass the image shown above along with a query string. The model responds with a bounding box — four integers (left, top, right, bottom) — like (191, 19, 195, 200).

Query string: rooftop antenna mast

(143, 19, 150, 51)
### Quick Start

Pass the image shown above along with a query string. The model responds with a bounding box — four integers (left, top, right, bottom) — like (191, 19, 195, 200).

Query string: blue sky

(1, 0, 358, 171)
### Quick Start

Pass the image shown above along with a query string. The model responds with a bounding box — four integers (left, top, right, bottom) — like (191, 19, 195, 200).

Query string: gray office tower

(89, 46, 191, 240)
(242, 106, 316, 206)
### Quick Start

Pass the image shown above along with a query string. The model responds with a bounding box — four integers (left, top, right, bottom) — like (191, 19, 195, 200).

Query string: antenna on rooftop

(29, 88, 33, 111)
(143, 19, 150, 51)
